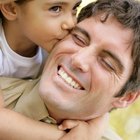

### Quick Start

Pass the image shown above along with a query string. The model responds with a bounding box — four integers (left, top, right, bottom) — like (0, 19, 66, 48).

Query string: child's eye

(49, 6, 61, 13)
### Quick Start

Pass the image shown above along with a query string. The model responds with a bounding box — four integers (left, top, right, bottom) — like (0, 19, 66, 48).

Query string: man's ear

(112, 91, 140, 109)
(1, 2, 17, 20)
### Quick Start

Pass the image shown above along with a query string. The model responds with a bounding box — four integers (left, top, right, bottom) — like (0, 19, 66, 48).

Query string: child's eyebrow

(45, 0, 67, 5)
(45, 0, 82, 6)
(74, 0, 82, 7)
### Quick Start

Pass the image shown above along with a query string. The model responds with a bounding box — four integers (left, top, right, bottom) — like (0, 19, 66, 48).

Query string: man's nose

(61, 15, 76, 30)
(71, 49, 90, 73)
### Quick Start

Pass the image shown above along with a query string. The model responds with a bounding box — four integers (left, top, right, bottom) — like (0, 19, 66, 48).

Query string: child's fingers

(58, 120, 80, 130)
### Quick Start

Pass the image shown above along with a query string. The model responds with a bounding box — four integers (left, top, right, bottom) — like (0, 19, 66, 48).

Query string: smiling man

(39, 14, 134, 122)
(39, 4, 139, 124)
(1, 0, 140, 140)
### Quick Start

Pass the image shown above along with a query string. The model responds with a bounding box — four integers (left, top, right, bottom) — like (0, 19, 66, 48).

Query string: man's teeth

(58, 68, 82, 90)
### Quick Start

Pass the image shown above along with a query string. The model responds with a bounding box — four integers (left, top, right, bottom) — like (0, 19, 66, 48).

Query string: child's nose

(61, 15, 76, 30)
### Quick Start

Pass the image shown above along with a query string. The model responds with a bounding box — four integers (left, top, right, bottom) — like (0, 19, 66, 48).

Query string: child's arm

(58, 113, 109, 140)
(0, 108, 66, 140)
(0, 88, 108, 140)
(0, 109, 109, 140)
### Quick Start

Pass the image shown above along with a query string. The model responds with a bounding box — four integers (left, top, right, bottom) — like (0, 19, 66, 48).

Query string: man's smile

(57, 66, 84, 90)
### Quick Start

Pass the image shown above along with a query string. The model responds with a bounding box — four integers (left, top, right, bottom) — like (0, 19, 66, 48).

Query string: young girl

(0, 0, 81, 78)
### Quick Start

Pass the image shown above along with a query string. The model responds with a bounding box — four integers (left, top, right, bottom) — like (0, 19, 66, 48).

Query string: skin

(0, 107, 109, 140)
(1, 0, 81, 56)
(58, 114, 109, 140)
(0, 108, 66, 140)
(39, 15, 134, 123)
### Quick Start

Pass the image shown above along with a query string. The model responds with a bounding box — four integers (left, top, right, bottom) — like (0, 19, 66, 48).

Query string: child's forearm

(0, 108, 65, 140)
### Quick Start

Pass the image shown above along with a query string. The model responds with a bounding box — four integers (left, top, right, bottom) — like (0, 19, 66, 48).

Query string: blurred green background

(80, 0, 140, 139)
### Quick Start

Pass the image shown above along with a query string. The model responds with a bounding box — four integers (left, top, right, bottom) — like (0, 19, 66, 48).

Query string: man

(1, 0, 140, 139)
(38, 0, 140, 122)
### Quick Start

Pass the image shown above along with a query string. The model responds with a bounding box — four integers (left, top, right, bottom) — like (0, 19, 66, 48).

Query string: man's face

(39, 16, 133, 121)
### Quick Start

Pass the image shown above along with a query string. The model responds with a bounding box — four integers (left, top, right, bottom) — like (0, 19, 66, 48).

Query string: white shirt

(0, 23, 46, 79)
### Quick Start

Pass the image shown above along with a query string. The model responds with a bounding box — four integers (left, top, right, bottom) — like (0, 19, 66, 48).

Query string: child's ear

(112, 91, 140, 108)
(1, 2, 17, 20)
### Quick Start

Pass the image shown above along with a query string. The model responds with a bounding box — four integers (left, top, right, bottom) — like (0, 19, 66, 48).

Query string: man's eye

(100, 58, 115, 72)
(49, 6, 61, 13)
(72, 34, 87, 47)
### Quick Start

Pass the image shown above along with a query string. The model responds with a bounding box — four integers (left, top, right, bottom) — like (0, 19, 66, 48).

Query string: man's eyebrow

(73, 26, 90, 41)
(104, 50, 124, 73)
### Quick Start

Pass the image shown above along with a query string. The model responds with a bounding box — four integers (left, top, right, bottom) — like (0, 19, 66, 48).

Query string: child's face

(14, 0, 81, 52)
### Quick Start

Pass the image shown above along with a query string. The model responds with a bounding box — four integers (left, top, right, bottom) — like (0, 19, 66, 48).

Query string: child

(0, 0, 81, 78)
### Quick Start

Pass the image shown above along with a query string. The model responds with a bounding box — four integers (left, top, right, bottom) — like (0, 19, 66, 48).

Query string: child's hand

(58, 119, 80, 131)
(58, 113, 109, 140)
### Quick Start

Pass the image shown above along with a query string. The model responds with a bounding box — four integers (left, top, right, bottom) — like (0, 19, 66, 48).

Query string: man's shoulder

(0, 77, 40, 109)
(101, 127, 122, 140)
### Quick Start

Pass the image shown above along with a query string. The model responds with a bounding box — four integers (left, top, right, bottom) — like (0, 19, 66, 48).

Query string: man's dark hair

(78, 0, 140, 97)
